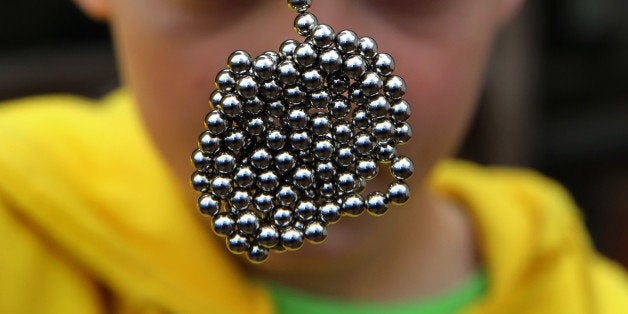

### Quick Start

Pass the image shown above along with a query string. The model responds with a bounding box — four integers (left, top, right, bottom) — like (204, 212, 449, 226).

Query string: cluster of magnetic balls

(191, 0, 414, 263)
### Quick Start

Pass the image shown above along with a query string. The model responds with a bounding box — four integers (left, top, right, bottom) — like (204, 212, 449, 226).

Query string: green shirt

(266, 270, 487, 314)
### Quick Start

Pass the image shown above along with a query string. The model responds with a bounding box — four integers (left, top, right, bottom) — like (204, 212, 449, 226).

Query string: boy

(1, 0, 626, 313)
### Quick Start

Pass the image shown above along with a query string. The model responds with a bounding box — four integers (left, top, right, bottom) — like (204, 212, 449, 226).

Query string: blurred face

(104, 0, 511, 274)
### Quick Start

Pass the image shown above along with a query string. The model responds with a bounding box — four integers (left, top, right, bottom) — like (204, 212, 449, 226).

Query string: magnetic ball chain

(191, 0, 414, 263)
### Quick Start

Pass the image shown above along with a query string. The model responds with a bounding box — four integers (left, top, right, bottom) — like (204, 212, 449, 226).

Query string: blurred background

(1, 1, 626, 267)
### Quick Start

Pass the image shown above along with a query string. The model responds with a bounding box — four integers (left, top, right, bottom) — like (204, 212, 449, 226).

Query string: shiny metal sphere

(327, 74, 350, 94)
(391, 156, 414, 180)
(358, 37, 378, 59)
(375, 142, 397, 163)
(257, 225, 280, 248)
(302, 69, 325, 92)
(333, 122, 353, 144)
(251, 148, 272, 170)
(352, 108, 371, 130)
(313, 139, 334, 160)
(294, 43, 318, 68)
(366, 192, 389, 216)
(320, 202, 341, 224)
(310, 113, 332, 136)
(385, 75, 407, 99)
(267, 100, 286, 117)
(248, 244, 270, 263)
(266, 128, 287, 150)
(279, 39, 300, 59)
(234, 166, 256, 188)
(237, 75, 259, 100)
(220, 94, 243, 118)
(245, 117, 266, 136)
(337, 173, 357, 193)
(236, 210, 260, 235)
(356, 159, 379, 180)
(259, 80, 281, 100)
(336, 146, 355, 167)
(374, 53, 395, 77)
(257, 171, 280, 192)
(329, 96, 350, 119)
(309, 90, 331, 108)
(367, 95, 390, 120)
(254, 193, 274, 213)
(394, 121, 413, 144)
(215, 69, 237, 92)
(224, 131, 247, 152)
(199, 131, 222, 155)
(199, 193, 221, 216)
(230, 190, 252, 211)
(286, 107, 310, 130)
(227, 232, 250, 254)
(277, 185, 299, 206)
(281, 227, 305, 250)
(275, 151, 297, 173)
(316, 162, 336, 181)
(192, 149, 211, 169)
(214, 152, 237, 174)
(343, 54, 367, 80)
(373, 119, 394, 142)
(336, 30, 359, 54)
(290, 131, 312, 151)
(304, 221, 327, 243)
(204, 110, 228, 135)
(342, 194, 365, 217)
(319, 49, 343, 74)
(319, 182, 336, 198)
(354, 133, 374, 156)
(294, 12, 318, 36)
(293, 168, 314, 189)
(387, 181, 411, 205)
(277, 60, 300, 85)
(228, 50, 252, 74)
(312, 24, 335, 49)
(295, 201, 317, 221)
(391, 99, 412, 122)
(283, 85, 307, 105)
(288, 0, 312, 13)
(360, 71, 383, 97)
(211, 176, 234, 199)
(253, 54, 277, 80)
(273, 207, 294, 227)
(209, 90, 224, 108)
(212, 213, 236, 236)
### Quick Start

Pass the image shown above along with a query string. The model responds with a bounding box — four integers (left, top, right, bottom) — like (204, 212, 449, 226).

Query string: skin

(76, 0, 522, 302)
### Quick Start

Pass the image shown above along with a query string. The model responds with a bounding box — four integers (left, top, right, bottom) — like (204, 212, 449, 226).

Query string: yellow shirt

(0, 90, 626, 313)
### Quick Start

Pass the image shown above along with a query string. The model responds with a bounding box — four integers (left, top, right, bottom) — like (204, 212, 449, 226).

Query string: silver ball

(336, 30, 359, 54)
(316, 162, 336, 182)
(279, 39, 300, 59)
(257, 171, 280, 192)
(304, 221, 327, 244)
(211, 176, 233, 199)
(281, 227, 305, 250)
(243, 96, 264, 115)
(245, 117, 266, 136)
(234, 166, 256, 188)
(227, 232, 250, 254)
(360, 71, 383, 97)
(320, 202, 341, 224)
(302, 69, 325, 92)
(334, 122, 353, 144)
(310, 113, 333, 136)
(366, 192, 389, 216)
(199, 131, 222, 155)
(391, 99, 412, 122)
(236, 210, 260, 235)
(286, 107, 310, 130)
(275, 151, 296, 173)
(294, 43, 318, 68)
(266, 128, 287, 150)
(212, 213, 236, 236)
(329, 96, 350, 119)
(215, 69, 237, 92)
(224, 131, 247, 152)
(288, 0, 312, 13)
(220, 94, 243, 118)
(356, 159, 379, 180)
(311, 24, 335, 49)
(237, 75, 259, 100)
(283, 85, 307, 105)
(342, 194, 366, 217)
(394, 122, 413, 144)
(327, 74, 350, 94)
(336, 146, 356, 167)
(338, 173, 357, 195)
(358, 37, 378, 59)
(349, 83, 366, 104)
(355, 177, 367, 194)
(191, 149, 211, 169)
(251, 148, 272, 170)
(204, 110, 228, 135)
(209, 90, 224, 109)
(267, 100, 286, 118)
(228, 50, 252, 74)
(191, 171, 211, 192)
(309, 90, 331, 108)
(277, 185, 299, 206)
(259, 80, 282, 101)
(318, 49, 343, 74)
(214, 152, 237, 174)
(343, 54, 367, 80)
(387, 181, 411, 205)
(354, 133, 375, 156)
(385, 75, 407, 99)
(319, 182, 337, 198)
(248, 245, 270, 263)
(230, 190, 252, 211)
(293, 168, 314, 189)
(199, 193, 221, 216)
(257, 225, 280, 248)
(253, 54, 277, 81)
(295, 201, 317, 221)
(254, 193, 275, 213)
(366, 96, 390, 120)
(375, 142, 397, 163)
(373, 119, 394, 142)
(290, 131, 312, 151)
(391, 156, 414, 180)
(294, 12, 318, 36)
(277, 60, 301, 85)
(313, 139, 335, 160)
(273, 207, 294, 227)
(374, 53, 395, 77)
(352, 108, 371, 130)
(264, 51, 281, 64)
